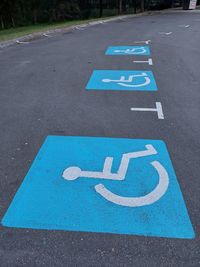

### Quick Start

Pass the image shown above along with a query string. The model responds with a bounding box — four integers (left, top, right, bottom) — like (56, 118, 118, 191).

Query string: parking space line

(134, 40, 151, 44)
(133, 58, 153, 65)
(159, 32, 172, 35)
(43, 33, 52, 37)
(179, 25, 190, 28)
(16, 40, 30, 45)
(130, 102, 164, 119)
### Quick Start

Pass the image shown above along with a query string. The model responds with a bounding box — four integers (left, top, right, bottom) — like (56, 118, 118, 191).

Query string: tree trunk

(146, 0, 150, 10)
(118, 0, 123, 14)
(134, 0, 137, 13)
(11, 16, 15, 27)
(99, 0, 103, 17)
(141, 0, 145, 12)
(33, 9, 38, 24)
(52, 9, 57, 22)
(0, 15, 4, 29)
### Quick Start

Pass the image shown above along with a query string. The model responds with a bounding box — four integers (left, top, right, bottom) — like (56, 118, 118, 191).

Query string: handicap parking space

(105, 46, 150, 56)
(2, 136, 194, 238)
(86, 70, 157, 91)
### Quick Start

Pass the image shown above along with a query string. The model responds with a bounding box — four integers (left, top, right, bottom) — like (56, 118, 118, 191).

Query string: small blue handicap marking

(106, 46, 150, 56)
(86, 70, 158, 91)
(2, 136, 194, 239)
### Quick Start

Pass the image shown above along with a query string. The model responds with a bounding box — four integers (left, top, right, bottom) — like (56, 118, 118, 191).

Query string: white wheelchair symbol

(102, 72, 151, 88)
(114, 47, 147, 55)
(62, 144, 169, 207)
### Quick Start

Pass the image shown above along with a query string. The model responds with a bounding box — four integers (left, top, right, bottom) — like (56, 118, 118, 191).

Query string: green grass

(0, 15, 119, 42)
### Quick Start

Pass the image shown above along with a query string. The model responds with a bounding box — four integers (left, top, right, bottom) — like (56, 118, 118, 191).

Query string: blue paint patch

(2, 136, 194, 239)
(106, 46, 150, 56)
(86, 70, 158, 91)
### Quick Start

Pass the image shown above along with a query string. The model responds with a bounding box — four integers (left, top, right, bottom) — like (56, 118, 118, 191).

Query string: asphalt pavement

(0, 10, 200, 266)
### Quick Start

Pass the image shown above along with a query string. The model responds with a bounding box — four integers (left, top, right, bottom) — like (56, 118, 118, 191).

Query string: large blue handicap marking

(106, 46, 150, 56)
(86, 70, 157, 91)
(2, 136, 194, 239)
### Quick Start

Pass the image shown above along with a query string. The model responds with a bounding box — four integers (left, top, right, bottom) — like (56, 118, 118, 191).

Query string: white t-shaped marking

(133, 58, 153, 65)
(130, 102, 164, 119)
(134, 40, 151, 44)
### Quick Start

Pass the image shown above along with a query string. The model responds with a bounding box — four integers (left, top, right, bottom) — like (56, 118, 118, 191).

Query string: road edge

(0, 12, 151, 49)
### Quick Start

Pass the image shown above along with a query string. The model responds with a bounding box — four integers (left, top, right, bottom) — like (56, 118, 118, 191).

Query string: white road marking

(77, 24, 88, 28)
(63, 144, 157, 181)
(18, 60, 31, 67)
(134, 40, 151, 44)
(102, 73, 151, 88)
(114, 47, 147, 55)
(102, 19, 110, 23)
(43, 33, 52, 37)
(74, 26, 85, 30)
(16, 40, 30, 44)
(95, 161, 169, 207)
(74, 24, 89, 30)
(89, 21, 101, 26)
(133, 58, 153, 65)
(179, 25, 190, 28)
(159, 32, 172, 35)
(130, 102, 164, 119)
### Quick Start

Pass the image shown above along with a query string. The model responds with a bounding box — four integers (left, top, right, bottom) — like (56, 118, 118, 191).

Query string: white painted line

(179, 25, 190, 28)
(95, 161, 169, 207)
(89, 21, 101, 26)
(114, 47, 147, 55)
(159, 32, 172, 35)
(16, 40, 30, 44)
(130, 102, 164, 119)
(134, 40, 151, 44)
(156, 102, 164, 119)
(149, 58, 153, 65)
(102, 72, 151, 88)
(63, 144, 157, 181)
(74, 26, 85, 30)
(43, 33, 52, 37)
(80, 24, 87, 27)
(77, 24, 88, 28)
(19, 60, 31, 67)
(99, 20, 106, 24)
(133, 58, 153, 65)
(74, 24, 88, 30)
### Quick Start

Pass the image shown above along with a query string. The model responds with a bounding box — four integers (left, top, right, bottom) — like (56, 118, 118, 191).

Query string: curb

(0, 12, 150, 49)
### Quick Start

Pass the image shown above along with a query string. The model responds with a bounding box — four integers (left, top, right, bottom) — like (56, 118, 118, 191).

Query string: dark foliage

(0, 0, 190, 30)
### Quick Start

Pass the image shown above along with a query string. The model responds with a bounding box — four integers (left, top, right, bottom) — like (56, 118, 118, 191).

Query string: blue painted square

(2, 136, 194, 239)
(86, 70, 158, 91)
(106, 46, 150, 55)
